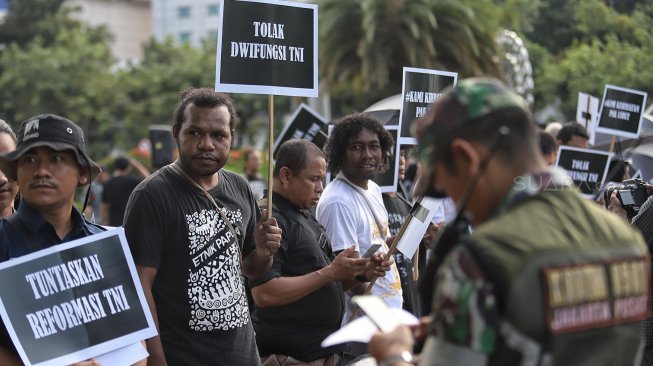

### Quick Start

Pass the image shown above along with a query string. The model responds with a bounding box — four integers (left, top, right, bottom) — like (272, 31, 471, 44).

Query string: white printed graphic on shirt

(186, 208, 249, 331)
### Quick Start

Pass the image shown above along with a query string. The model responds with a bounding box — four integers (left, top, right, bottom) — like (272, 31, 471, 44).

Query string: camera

(604, 178, 651, 219)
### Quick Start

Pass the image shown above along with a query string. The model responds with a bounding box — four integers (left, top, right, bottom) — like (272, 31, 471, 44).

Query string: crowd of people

(0, 78, 651, 366)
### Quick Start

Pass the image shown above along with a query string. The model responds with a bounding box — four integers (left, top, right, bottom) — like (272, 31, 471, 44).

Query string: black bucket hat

(0, 114, 101, 182)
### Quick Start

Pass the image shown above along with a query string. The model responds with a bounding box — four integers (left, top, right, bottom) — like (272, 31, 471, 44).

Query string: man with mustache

(316, 113, 402, 361)
(250, 139, 391, 365)
(123, 88, 282, 366)
(0, 114, 106, 365)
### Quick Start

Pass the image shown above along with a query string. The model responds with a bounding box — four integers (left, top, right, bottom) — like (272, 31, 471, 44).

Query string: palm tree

(319, 0, 502, 94)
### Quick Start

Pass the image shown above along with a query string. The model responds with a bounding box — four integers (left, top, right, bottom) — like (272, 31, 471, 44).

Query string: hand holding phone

(362, 244, 382, 258)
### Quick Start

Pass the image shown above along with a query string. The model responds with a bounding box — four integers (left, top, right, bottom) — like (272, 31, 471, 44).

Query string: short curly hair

(274, 139, 324, 177)
(325, 113, 394, 176)
(172, 87, 239, 137)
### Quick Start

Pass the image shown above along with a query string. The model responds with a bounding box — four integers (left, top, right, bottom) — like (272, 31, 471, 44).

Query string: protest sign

(215, 0, 318, 97)
(398, 67, 457, 144)
(395, 197, 441, 258)
(576, 92, 599, 145)
(0, 229, 156, 366)
(556, 146, 612, 197)
(373, 127, 400, 193)
(273, 103, 327, 158)
(597, 85, 648, 139)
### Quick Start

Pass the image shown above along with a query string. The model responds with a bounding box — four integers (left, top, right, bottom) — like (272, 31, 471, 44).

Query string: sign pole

(348, 197, 423, 322)
(363, 207, 413, 294)
(268, 94, 275, 221)
(585, 96, 591, 130)
(609, 136, 617, 153)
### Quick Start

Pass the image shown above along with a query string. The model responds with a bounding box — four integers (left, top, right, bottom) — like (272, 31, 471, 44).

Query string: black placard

(149, 125, 175, 170)
(215, 0, 318, 97)
(597, 85, 648, 138)
(273, 104, 327, 158)
(399, 67, 457, 144)
(556, 146, 611, 196)
(0, 230, 155, 366)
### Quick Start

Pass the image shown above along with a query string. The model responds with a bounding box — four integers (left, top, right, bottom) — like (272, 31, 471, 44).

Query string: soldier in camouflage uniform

(368, 78, 649, 366)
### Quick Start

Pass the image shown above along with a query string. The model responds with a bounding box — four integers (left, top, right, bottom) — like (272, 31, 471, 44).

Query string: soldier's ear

(450, 138, 481, 177)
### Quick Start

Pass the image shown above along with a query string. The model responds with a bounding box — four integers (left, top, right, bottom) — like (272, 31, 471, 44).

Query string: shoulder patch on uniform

(542, 257, 649, 334)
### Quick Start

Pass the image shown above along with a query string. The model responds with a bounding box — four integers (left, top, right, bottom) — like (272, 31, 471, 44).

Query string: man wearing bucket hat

(367, 78, 648, 366)
(0, 114, 105, 365)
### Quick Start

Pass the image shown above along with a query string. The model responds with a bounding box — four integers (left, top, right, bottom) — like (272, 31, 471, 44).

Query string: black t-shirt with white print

(124, 166, 260, 366)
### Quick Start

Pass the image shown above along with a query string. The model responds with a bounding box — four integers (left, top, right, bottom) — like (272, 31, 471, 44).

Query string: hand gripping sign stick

(364, 127, 511, 293)
(364, 196, 424, 294)
(347, 198, 422, 322)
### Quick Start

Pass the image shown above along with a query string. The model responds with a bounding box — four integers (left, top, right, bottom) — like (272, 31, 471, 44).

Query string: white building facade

(66, 0, 152, 64)
(151, 0, 221, 46)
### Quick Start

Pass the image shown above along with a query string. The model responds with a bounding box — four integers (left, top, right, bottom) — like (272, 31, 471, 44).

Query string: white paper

(321, 308, 419, 347)
(395, 197, 441, 257)
(96, 342, 148, 365)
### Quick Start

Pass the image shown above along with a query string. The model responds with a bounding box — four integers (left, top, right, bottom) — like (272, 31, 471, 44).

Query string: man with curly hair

(316, 113, 402, 327)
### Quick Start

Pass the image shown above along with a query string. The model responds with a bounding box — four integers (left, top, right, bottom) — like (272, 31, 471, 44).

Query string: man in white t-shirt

(316, 113, 403, 329)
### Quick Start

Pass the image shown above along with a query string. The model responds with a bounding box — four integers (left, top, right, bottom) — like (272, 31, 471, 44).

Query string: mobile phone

(362, 244, 382, 258)
(352, 295, 401, 332)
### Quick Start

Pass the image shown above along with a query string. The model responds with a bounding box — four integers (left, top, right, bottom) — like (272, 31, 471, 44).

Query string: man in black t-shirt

(101, 156, 149, 226)
(123, 88, 282, 366)
(250, 139, 387, 365)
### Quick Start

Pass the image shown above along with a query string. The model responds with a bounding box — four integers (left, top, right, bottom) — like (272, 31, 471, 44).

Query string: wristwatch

(378, 351, 415, 366)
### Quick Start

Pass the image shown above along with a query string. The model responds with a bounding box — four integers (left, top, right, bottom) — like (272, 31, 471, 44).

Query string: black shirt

(102, 175, 142, 226)
(249, 193, 345, 361)
(124, 166, 260, 366)
(383, 193, 425, 317)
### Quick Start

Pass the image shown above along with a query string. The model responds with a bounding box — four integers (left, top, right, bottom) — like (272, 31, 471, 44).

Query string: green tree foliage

(0, 0, 111, 54)
(116, 37, 216, 150)
(527, 0, 653, 119)
(319, 0, 502, 98)
(0, 0, 67, 47)
(117, 37, 290, 150)
(0, 27, 119, 156)
(2, 0, 652, 153)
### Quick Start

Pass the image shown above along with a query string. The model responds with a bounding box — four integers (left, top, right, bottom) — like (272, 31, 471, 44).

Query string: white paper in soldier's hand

(320, 308, 419, 347)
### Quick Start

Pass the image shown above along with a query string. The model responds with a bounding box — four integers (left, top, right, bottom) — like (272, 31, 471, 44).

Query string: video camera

(604, 178, 651, 219)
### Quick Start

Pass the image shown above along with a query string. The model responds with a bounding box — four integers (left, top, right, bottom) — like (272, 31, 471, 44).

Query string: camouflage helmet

(413, 78, 530, 196)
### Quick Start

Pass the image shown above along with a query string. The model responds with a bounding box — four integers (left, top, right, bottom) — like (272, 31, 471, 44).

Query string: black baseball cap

(0, 114, 101, 181)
